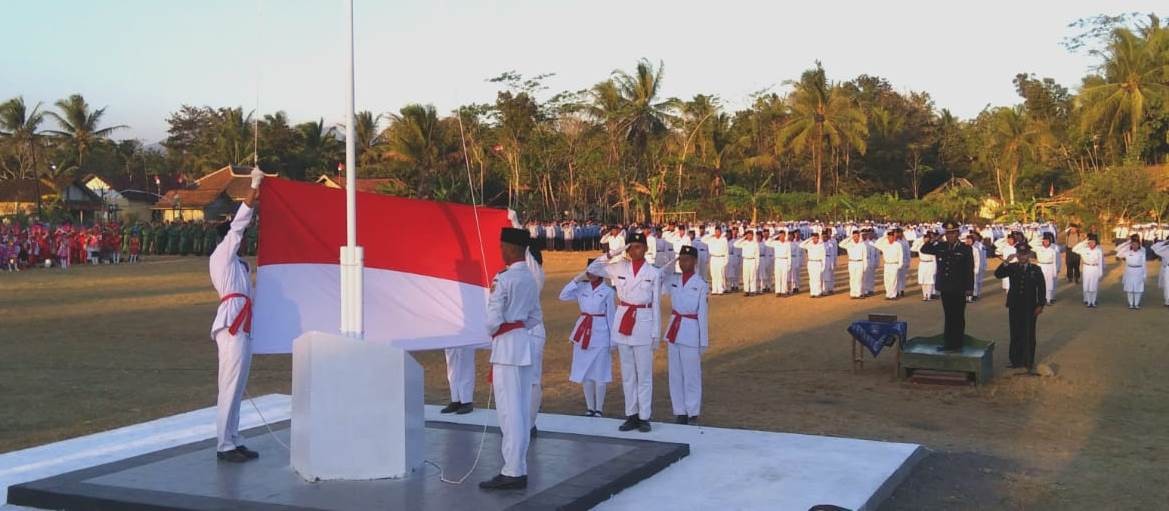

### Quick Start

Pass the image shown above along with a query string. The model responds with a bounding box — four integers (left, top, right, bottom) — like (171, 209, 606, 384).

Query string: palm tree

(987, 106, 1052, 205)
(45, 94, 127, 168)
(1078, 15, 1169, 161)
(588, 79, 631, 221)
(353, 110, 381, 164)
(297, 118, 342, 181)
(383, 104, 445, 198)
(778, 63, 868, 198)
(612, 59, 677, 219)
(0, 96, 47, 180)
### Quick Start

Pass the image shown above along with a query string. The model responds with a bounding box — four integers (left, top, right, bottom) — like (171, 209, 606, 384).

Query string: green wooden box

(899, 334, 995, 384)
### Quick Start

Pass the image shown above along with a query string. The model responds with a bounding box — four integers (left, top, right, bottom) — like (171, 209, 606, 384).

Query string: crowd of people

(0, 216, 258, 272)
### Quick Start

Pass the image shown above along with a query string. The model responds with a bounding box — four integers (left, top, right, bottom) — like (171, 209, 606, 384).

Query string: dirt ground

(1, 250, 1167, 510)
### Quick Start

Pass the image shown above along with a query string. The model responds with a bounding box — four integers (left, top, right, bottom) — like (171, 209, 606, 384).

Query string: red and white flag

(251, 178, 513, 354)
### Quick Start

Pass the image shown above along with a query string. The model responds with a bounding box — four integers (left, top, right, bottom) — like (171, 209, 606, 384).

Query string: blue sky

(3, 0, 1163, 143)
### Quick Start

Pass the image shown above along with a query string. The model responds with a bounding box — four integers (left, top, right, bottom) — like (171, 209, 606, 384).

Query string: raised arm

(558, 279, 583, 302)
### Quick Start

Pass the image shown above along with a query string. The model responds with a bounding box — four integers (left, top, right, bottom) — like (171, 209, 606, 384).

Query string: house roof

(0, 177, 103, 208)
(316, 174, 406, 194)
(154, 165, 277, 209)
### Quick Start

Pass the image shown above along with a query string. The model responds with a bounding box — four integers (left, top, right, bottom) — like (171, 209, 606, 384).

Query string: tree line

(3, 12, 1167, 227)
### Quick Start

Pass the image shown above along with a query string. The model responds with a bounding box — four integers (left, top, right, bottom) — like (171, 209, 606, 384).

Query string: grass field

(2, 251, 1167, 509)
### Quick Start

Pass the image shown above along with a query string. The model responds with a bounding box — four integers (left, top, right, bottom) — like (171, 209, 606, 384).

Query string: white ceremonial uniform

(1071, 241, 1104, 306)
(525, 250, 546, 428)
(444, 347, 475, 404)
(790, 240, 804, 291)
(766, 237, 794, 295)
(874, 237, 905, 299)
(646, 233, 659, 265)
(209, 202, 255, 453)
(559, 279, 616, 413)
(971, 241, 986, 298)
(728, 239, 741, 291)
(662, 271, 709, 418)
(693, 237, 710, 282)
(822, 238, 837, 293)
(604, 232, 626, 254)
(1117, 242, 1147, 307)
(487, 261, 541, 478)
(706, 235, 730, 294)
(759, 239, 774, 291)
(1152, 240, 1169, 305)
(864, 238, 879, 295)
(800, 238, 827, 297)
(587, 254, 662, 421)
(898, 238, 911, 294)
(672, 236, 692, 274)
(736, 238, 760, 293)
(839, 237, 868, 298)
(912, 238, 937, 299)
(1035, 243, 1061, 302)
(995, 240, 1016, 290)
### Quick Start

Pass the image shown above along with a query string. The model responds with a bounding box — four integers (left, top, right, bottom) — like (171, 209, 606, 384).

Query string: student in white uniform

(789, 231, 804, 293)
(587, 233, 662, 433)
(913, 232, 938, 301)
(1034, 233, 1061, 305)
(838, 229, 869, 299)
(875, 230, 905, 300)
(765, 230, 794, 296)
(822, 229, 838, 294)
(1116, 234, 1148, 310)
(864, 229, 879, 296)
(799, 232, 827, 297)
(440, 347, 476, 415)
(705, 227, 730, 295)
(735, 230, 761, 296)
(208, 168, 264, 463)
(1071, 234, 1105, 308)
(897, 229, 911, 297)
(480, 228, 542, 490)
(995, 234, 1018, 291)
(1152, 239, 1169, 307)
(559, 258, 616, 417)
(966, 232, 987, 301)
(662, 245, 709, 425)
(758, 229, 774, 292)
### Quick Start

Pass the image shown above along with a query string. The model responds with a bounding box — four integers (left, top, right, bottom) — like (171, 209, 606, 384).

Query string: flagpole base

(340, 246, 364, 338)
(291, 331, 425, 481)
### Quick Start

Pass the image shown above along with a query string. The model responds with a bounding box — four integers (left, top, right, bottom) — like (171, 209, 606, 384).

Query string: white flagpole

(340, 0, 363, 338)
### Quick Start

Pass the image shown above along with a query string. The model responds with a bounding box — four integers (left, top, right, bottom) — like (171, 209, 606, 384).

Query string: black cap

(501, 227, 529, 246)
(943, 221, 960, 232)
(626, 232, 647, 245)
(679, 245, 698, 258)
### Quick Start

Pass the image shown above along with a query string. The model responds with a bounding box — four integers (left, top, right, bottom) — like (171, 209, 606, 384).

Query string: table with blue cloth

(846, 320, 908, 375)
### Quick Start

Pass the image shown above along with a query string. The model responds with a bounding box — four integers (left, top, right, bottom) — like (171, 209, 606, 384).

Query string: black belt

(1083, 263, 1099, 266)
(1128, 265, 1142, 268)
(744, 257, 758, 260)
(810, 259, 823, 262)
(711, 254, 726, 257)
(849, 259, 863, 262)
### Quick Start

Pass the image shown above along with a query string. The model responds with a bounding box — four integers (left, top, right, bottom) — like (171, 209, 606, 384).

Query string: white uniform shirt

(662, 272, 709, 348)
(736, 238, 760, 259)
(209, 203, 254, 339)
(706, 235, 729, 258)
(800, 239, 827, 263)
(558, 280, 616, 349)
(875, 237, 905, 266)
(487, 261, 542, 366)
(587, 255, 662, 345)
(839, 237, 869, 262)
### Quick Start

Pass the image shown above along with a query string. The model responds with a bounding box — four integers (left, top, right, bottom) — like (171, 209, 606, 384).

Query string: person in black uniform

(920, 221, 975, 352)
(993, 244, 1046, 374)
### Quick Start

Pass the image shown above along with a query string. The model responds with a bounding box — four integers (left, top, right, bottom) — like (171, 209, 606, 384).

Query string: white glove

(250, 168, 265, 189)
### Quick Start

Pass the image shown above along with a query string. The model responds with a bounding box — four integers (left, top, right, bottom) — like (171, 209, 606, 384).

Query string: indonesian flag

(251, 178, 513, 354)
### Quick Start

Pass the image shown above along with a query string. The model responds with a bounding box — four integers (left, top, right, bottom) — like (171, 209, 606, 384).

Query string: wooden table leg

(894, 337, 902, 380)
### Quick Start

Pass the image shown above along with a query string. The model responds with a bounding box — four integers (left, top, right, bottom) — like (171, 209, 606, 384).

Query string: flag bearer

(662, 246, 709, 425)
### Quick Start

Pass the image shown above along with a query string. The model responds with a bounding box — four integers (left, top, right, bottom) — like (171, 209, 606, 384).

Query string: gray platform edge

(7, 420, 691, 511)
(858, 445, 929, 511)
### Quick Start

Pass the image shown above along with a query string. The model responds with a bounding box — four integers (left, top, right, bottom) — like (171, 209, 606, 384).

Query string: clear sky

(3, 0, 1163, 143)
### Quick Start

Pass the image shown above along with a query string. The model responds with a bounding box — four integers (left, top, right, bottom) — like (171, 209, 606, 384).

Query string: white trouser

(760, 258, 772, 289)
(492, 363, 532, 477)
(864, 264, 876, 294)
(214, 329, 252, 453)
(848, 260, 865, 297)
(583, 381, 607, 412)
(1039, 263, 1057, 301)
(710, 256, 727, 294)
(883, 265, 900, 298)
(790, 261, 801, 290)
(741, 259, 759, 293)
(824, 261, 835, 292)
(973, 267, 983, 296)
(667, 343, 702, 417)
(807, 261, 824, 296)
(444, 347, 476, 403)
(529, 336, 545, 426)
(617, 344, 654, 420)
(898, 266, 908, 293)
(1081, 265, 1101, 302)
(774, 260, 792, 294)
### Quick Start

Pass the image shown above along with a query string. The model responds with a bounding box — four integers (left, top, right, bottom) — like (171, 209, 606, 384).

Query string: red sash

(219, 293, 252, 336)
(618, 301, 650, 335)
(492, 321, 525, 338)
(665, 310, 698, 343)
(572, 313, 606, 349)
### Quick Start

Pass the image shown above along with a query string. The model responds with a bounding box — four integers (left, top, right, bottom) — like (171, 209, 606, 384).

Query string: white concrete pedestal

(290, 331, 424, 481)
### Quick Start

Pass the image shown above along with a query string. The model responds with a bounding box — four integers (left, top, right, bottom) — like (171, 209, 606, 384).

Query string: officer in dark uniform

(920, 221, 974, 352)
(994, 244, 1046, 373)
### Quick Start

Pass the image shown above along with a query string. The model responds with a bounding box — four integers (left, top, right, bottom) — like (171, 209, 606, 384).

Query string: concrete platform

(3, 395, 925, 510)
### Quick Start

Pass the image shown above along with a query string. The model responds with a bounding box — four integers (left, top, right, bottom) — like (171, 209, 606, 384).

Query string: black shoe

(440, 402, 461, 414)
(936, 347, 959, 353)
(235, 445, 259, 459)
(217, 449, 251, 463)
(593, 410, 603, 418)
(479, 474, 528, 490)
(675, 415, 688, 424)
(637, 419, 652, 433)
(585, 410, 597, 417)
(618, 415, 639, 432)
(456, 402, 474, 415)
(688, 416, 699, 425)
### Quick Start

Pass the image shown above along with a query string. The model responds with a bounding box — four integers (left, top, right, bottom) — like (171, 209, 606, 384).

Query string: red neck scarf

(590, 280, 602, 290)
(631, 259, 645, 276)
(681, 271, 694, 286)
